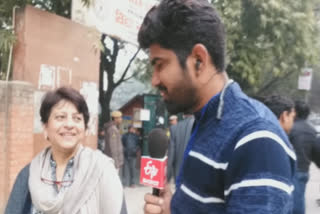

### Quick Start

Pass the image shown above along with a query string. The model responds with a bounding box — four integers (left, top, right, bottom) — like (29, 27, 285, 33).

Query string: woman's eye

(55, 115, 65, 120)
(73, 116, 83, 122)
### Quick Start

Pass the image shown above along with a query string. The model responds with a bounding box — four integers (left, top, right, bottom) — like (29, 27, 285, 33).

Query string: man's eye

(156, 63, 163, 70)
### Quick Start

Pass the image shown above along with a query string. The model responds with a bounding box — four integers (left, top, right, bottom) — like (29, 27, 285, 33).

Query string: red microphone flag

(140, 156, 167, 189)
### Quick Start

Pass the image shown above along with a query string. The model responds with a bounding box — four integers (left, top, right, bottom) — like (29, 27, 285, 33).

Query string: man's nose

(151, 72, 160, 87)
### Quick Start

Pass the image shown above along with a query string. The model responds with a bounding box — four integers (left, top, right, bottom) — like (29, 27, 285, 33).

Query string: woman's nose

(64, 116, 75, 127)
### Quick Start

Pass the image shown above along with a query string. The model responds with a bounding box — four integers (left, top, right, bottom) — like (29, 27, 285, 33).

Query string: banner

(72, 0, 158, 46)
(298, 68, 313, 91)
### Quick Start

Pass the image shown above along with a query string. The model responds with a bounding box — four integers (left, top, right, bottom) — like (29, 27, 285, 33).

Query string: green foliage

(0, 0, 28, 79)
(213, 0, 320, 95)
(0, 29, 16, 52)
(133, 58, 152, 82)
(28, 0, 92, 18)
(0, 29, 16, 80)
(132, 57, 157, 93)
(0, 0, 139, 127)
(134, 0, 319, 95)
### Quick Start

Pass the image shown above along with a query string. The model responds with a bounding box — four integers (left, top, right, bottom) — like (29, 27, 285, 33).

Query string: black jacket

(5, 164, 32, 214)
(122, 132, 140, 157)
(289, 119, 320, 172)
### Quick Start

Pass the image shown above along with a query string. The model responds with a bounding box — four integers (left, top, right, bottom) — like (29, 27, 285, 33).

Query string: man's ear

(195, 59, 201, 70)
(279, 112, 285, 122)
(279, 111, 290, 125)
(190, 44, 209, 75)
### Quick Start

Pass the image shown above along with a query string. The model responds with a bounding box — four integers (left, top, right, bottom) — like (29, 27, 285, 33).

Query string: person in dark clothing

(167, 115, 195, 182)
(122, 125, 140, 187)
(97, 127, 105, 151)
(289, 100, 320, 214)
(104, 110, 124, 171)
(263, 95, 296, 134)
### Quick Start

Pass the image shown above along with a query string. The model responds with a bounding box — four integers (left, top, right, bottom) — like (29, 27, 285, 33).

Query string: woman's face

(44, 99, 86, 153)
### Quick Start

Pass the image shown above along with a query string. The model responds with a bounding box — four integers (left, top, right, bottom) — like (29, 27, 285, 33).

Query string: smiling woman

(5, 87, 127, 214)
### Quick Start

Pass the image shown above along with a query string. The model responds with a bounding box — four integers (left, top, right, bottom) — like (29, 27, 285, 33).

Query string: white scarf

(29, 145, 124, 214)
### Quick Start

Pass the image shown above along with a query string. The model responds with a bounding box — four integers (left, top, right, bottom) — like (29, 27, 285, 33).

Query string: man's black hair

(264, 95, 294, 119)
(294, 100, 310, 120)
(138, 0, 226, 72)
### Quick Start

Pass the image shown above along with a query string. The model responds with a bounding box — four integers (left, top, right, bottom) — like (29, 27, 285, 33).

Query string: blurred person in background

(167, 114, 195, 183)
(138, 0, 296, 213)
(97, 127, 105, 151)
(135, 128, 144, 170)
(5, 87, 126, 214)
(122, 125, 140, 188)
(104, 110, 124, 172)
(263, 94, 296, 134)
(169, 115, 178, 126)
(167, 115, 178, 138)
(289, 100, 320, 214)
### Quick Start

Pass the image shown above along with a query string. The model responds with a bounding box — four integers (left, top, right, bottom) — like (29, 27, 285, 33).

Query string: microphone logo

(140, 156, 167, 189)
(144, 160, 158, 179)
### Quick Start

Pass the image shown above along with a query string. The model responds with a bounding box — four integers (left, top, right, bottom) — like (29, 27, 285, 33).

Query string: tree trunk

(98, 34, 139, 128)
(99, 35, 118, 127)
(99, 87, 113, 127)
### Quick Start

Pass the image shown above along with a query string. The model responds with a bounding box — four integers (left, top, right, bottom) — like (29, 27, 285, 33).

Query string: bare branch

(110, 37, 119, 63)
(257, 69, 296, 94)
(115, 47, 140, 87)
(122, 72, 138, 82)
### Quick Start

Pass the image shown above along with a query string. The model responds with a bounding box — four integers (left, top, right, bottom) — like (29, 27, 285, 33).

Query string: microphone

(140, 128, 169, 196)
(148, 128, 169, 196)
(148, 128, 168, 158)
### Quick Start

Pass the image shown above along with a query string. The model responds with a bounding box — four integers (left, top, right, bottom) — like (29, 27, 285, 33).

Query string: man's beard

(163, 100, 187, 114)
(163, 85, 198, 114)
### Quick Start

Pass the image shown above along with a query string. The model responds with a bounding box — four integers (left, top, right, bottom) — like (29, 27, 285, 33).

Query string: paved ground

(306, 164, 320, 213)
(124, 165, 320, 214)
(124, 185, 149, 214)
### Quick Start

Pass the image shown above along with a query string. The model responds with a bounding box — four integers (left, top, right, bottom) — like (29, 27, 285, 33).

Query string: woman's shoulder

(82, 147, 119, 182)
(83, 146, 115, 165)
(15, 164, 30, 185)
(5, 164, 32, 214)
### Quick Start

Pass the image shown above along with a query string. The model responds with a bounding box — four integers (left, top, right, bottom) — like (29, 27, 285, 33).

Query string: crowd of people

(98, 110, 142, 189)
(4, 0, 320, 213)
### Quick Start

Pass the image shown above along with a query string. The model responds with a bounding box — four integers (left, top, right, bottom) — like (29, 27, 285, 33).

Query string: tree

(0, 0, 142, 127)
(132, 57, 154, 90)
(99, 35, 140, 125)
(211, 0, 320, 96)
(133, 1, 319, 96)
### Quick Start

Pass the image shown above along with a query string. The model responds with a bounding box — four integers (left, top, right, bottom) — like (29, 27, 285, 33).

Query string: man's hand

(144, 184, 172, 214)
